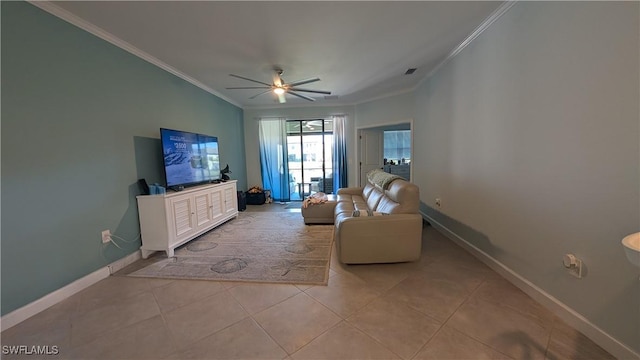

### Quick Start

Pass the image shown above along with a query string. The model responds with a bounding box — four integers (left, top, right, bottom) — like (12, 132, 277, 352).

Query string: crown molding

(27, 1, 243, 109)
(352, 2, 516, 107)
(418, 0, 517, 88)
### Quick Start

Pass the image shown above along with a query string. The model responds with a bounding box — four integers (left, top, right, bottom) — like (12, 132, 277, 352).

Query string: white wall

(243, 105, 356, 190)
(355, 91, 415, 128)
(413, 1, 639, 355)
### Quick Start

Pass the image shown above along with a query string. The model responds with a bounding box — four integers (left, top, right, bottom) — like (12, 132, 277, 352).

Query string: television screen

(160, 128, 221, 188)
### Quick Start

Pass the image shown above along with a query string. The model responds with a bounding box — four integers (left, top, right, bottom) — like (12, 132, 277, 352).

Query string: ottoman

(301, 194, 337, 224)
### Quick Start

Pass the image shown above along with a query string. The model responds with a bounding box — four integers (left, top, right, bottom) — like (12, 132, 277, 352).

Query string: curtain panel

(332, 115, 348, 191)
(258, 118, 290, 202)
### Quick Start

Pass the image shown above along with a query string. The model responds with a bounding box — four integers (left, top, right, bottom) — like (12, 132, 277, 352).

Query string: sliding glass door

(286, 119, 333, 200)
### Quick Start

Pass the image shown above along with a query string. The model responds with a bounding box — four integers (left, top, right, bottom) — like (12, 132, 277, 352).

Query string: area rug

(127, 212, 334, 285)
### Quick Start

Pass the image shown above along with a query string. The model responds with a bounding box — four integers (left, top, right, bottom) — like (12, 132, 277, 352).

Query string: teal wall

(1, 2, 246, 315)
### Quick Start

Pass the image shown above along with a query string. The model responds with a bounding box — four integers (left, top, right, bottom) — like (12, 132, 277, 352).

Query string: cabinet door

(169, 196, 196, 242)
(209, 189, 225, 222)
(193, 192, 213, 229)
(222, 184, 238, 214)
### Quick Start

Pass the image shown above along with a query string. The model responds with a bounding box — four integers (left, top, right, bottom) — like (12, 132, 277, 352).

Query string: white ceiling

(48, 1, 503, 108)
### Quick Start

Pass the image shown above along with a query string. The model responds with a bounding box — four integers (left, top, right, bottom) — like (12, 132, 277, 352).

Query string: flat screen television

(160, 128, 221, 189)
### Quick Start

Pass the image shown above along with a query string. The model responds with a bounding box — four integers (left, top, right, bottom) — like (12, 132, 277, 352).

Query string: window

(286, 119, 334, 200)
(383, 130, 411, 164)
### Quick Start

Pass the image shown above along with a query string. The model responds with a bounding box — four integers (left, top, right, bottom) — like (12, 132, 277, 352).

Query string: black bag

(237, 191, 247, 211)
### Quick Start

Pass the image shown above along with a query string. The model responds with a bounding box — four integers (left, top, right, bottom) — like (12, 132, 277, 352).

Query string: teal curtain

(258, 118, 290, 202)
(332, 115, 348, 191)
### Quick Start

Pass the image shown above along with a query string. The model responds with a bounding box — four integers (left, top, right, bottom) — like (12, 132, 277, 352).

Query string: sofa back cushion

(362, 183, 376, 199)
(376, 180, 420, 214)
(365, 187, 385, 210)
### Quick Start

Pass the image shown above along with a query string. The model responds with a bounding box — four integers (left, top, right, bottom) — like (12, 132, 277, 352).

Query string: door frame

(355, 119, 414, 186)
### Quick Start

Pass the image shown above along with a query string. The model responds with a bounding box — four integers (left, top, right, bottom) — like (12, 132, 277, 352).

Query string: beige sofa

(334, 169, 422, 264)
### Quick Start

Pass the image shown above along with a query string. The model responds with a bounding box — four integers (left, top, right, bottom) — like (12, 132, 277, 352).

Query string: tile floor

(1, 203, 615, 359)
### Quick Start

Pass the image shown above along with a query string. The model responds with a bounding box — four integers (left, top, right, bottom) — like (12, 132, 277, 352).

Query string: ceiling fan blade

(288, 88, 332, 95)
(288, 90, 315, 102)
(226, 86, 271, 90)
(229, 74, 272, 87)
(287, 77, 321, 87)
(249, 89, 273, 99)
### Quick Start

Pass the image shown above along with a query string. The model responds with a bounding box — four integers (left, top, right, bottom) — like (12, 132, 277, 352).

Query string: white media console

(136, 180, 238, 258)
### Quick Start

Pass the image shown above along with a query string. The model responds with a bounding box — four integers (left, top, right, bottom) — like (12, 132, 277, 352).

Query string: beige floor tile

(295, 284, 314, 291)
(166, 317, 287, 360)
(414, 325, 513, 360)
(70, 291, 160, 347)
(143, 277, 176, 289)
(474, 277, 555, 328)
(291, 321, 400, 359)
(339, 262, 412, 293)
(447, 296, 552, 359)
(414, 259, 487, 294)
(152, 279, 226, 313)
(545, 318, 615, 360)
(228, 283, 300, 314)
(384, 274, 470, 322)
(64, 315, 176, 359)
(347, 297, 442, 359)
(163, 291, 248, 348)
(253, 292, 341, 354)
(73, 276, 151, 314)
(305, 272, 381, 318)
(1, 297, 77, 354)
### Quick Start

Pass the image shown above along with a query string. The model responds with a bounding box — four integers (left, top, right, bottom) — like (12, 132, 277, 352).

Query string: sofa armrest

(334, 214, 423, 264)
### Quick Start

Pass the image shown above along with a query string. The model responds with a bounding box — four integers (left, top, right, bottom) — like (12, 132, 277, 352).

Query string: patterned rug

(126, 212, 334, 285)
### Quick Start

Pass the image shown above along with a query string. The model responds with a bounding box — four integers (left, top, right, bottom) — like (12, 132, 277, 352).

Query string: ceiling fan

(226, 68, 331, 103)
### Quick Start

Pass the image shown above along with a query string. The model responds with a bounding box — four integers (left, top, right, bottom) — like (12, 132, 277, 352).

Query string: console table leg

(140, 248, 154, 259)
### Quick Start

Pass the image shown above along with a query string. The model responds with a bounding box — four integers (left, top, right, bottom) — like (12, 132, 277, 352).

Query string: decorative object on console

(220, 164, 231, 181)
(137, 178, 150, 195)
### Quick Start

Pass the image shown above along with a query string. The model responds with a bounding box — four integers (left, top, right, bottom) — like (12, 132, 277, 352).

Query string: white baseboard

(422, 212, 640, 360)
(107, 250, 141, 275)
(0, 250, 141, 332)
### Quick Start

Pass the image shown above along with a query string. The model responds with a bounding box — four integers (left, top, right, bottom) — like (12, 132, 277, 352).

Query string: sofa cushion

(382, 180, 419, 213)
(362, 183, 376, 199)
(352, 210, 387, 217)
(365, 188, 385, 210)
(335, 194, 368, 218)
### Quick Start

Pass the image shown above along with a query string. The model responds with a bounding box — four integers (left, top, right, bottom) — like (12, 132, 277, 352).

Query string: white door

(359, 129, 383, 186)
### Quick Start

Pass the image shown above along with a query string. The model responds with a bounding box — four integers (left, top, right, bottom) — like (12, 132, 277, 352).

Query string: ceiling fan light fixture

(273, 87, 285, 95)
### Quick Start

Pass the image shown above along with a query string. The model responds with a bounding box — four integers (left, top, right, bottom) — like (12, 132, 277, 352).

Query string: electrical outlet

(563, 254, 583, 279)
(435, 198, 442, 208)
(101, 230, 111, 244)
